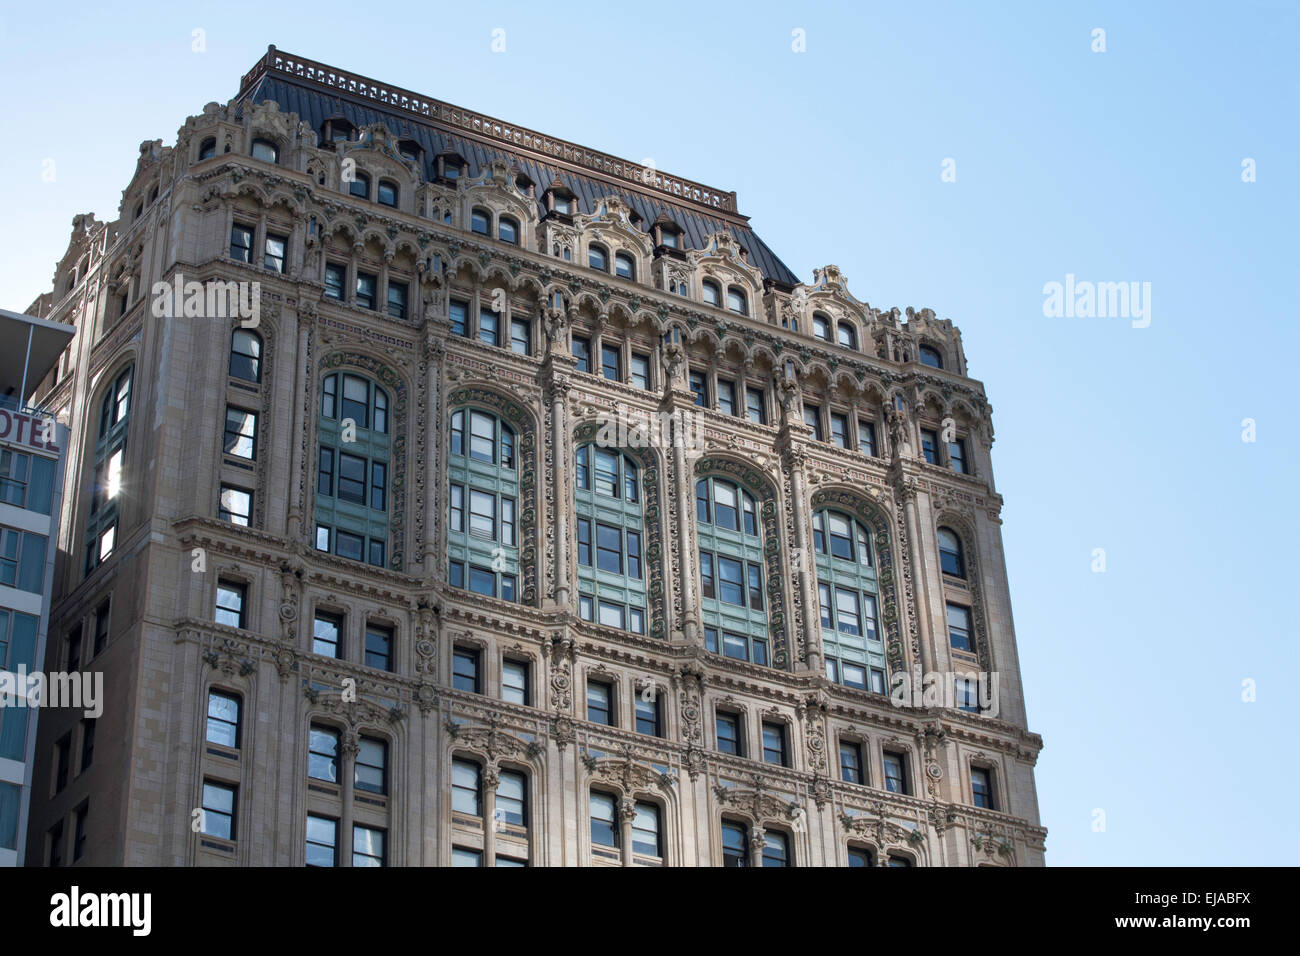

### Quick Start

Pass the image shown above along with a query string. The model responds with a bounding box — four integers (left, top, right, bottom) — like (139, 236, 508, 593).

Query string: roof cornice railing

(238, 46, 740, 216)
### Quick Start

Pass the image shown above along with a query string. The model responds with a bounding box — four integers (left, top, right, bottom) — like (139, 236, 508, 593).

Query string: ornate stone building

(23, 46, 1044, 866)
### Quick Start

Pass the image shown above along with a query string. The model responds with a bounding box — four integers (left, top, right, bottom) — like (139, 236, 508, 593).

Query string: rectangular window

(629, 352, 650, 389)
(224, 407, 257, 460)
(747, 562, 763, 610)
(699, 551, 715, 599)
(596, 523, 622, 574)
(324, 262, 346, 300)
(468, 565, 495, 596)
(972, 768, 994, 809)
(884, 751, 909, 795)
(870, 668, 886, 694)
(355, 737, 387, 794)
(577, 517, 592, 566)
(453, 646, 480, 693)
(746, 386, 766, 424)
(717, 556, 744, 606)
(842, 662, 867, 690)
(949, 438, 968, 474)
(206, 691, 240, 748)
(451, 847, 482, 867)
(308, 724, 340, 783)
(947, 603, 973, 652)
(830, 412, 850, 448)
(704, 626, 718, 653)
(264, 233, 287, 273)
(93, 602, 110, 654)
(627, 531, 642, 580)
(717, 379, 736, 415)
(229, 224, 254, 263)
(629, 607, 644, 634)
(449, 483, 464, 533)
(219, 485, 252, 526)
(590, 791, 618, 848)
(839, 741, 864, 784)
(337, 452, 367, 504)
(510, 318, 531, 355)
(502, 496, 516, 547)
(449, 299, 469, 336)
(632, 802, 661, 857)
(689, 370, 707, 407)
(479, 307, 499, 346)
(317, 448, 334, 497)
(722, 631, 748, 662)
(54, 735, 70, 792)
(593, 448, 619, 497)
(387, 280, 408, 319)
(762, 722, 787, 766)
(313, 612, 342, 658)
(579, 595, 593, 621)
(305, 815, 338, 867)
(201, 780, 237, 840)
(65, 625, 82, 672)
(803, 404, 823, 440)
(215, 582, 245, 629)
(571, 335, 591, 373)
(364, 624, 392, 671)
(335, 530, 364, 562)
(496, 771, 527, 826)
(469, 490, 496, 539)
(502, 659, 530, 705)
(73, 803, 88, 861)
(587, 680, 613, 725)
(635, 693, 661, 736)
(716, 712, 741, 756)
(355, 272, 377, 310)
(597, 600, 624, 630)
(858, 419, 876, 456)
(921, 429, 939, 465)
(353, 825, 386, 867)
(835, 588, 862, 636)
(601, 344, 621, 381)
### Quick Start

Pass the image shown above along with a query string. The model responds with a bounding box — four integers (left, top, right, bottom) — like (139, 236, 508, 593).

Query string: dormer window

(198, 138, 216, 161)
(661, 230, 679, 249)
(919, 345, 944, 369)
(377, 180, 398, 208)
(250, 138, 279, 164)
(588, 244, 609, 272)
(702, 280, 721, 307)
(554, 195, 572, 214)
(397, 139, 422, 164)
(547, 185, 576, 217)
(837, 322, 857, 349)
(813, 312, 832, 342)
(726, 287, 748, 316)
(321, 118, 355, 146)
(436, 151, 465, 182)
(350, 171, 371, 200)
(614, 252, 635, 280)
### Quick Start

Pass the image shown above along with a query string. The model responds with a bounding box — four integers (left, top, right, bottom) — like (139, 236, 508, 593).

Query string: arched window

(696, 474, 767, 665)
(377, 180, 398, 208)
(471, 208, 491, 236)
(229, 329, 262, 383)
(498, 216, 519, 245)
(814, 508, 886, 694)
(632, 801, 663, 858)
(250, 138, 279, 164)
(85, 366, 133, 574)
(813, 312, 832, 342)
(919, 345, 944, 369)
(198, 138, 216, 161)
(726, 287, 747, 315)
(588, 243, 608, 272)
(316, 372, 390, 568)
(614, 252, 635, 280)
(721, 819, 749, 867)
(701, 280, 721, 307)
(574, 444, 646, 634)
(762, 830, 791, 867)
(938, 527, 964, 578)
(497, 770, 528, 826)
(350, 171, 371, 200)
(448, 408, 519, 602)
(837, 322, 857, 349)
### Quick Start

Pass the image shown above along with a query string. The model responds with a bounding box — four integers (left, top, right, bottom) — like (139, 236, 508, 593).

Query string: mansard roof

(235, 46, 799, 286)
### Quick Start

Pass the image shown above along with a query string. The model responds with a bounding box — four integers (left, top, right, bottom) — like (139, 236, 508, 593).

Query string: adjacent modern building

(0, 309, 73, 866)
(23, 46, 1044, 866)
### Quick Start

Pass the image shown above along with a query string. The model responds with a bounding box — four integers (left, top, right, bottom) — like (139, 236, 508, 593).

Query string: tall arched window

(588, 243, 609, 272)
(574, 444, 646, 633)
(814, 508, 886, 694)
(316, 372, 390, 567)
(837, 322, 857, 349)
(229, 329, 262, 383)
(696, 475, 767, 664)
(85, 365, 133, 574)
(701, 279, 721, 307)
(614, 252, 635, 280)
(813, 312, 832, 342)
(726, 287, 747, 315)
(447, 408, 519, 602)
(938, 527, 964, 578)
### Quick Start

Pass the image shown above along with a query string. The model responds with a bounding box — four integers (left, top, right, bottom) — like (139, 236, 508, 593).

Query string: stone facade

(23, 47, 1044, 867)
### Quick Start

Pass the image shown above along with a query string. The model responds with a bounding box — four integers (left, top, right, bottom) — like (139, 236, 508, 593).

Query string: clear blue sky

(1, 1, 1295, 865)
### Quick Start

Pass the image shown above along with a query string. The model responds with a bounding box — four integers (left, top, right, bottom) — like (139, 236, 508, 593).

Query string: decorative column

(339, 732, 358, 867)
(748, 825, 766, 868)
(775, 370, 820, 673)
(661, 331, 699, 644)
(618, 795, 638, 866)
(482, 764, 499, 866)
(540, 302, 575, 609)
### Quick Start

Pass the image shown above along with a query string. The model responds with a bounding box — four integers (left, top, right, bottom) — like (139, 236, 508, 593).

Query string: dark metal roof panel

(245, 75, 799, 285)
